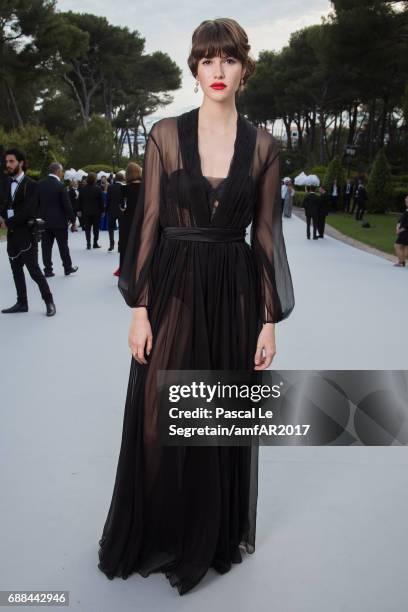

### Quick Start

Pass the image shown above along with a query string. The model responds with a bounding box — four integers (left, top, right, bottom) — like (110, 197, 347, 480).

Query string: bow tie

(11, 178, 19, 183)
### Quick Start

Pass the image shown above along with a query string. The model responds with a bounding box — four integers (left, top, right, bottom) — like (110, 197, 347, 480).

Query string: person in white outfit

(283, 179, 295, 218)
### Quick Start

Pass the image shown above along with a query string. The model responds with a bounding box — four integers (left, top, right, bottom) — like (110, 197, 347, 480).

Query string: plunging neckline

(193, 107, 242, 200)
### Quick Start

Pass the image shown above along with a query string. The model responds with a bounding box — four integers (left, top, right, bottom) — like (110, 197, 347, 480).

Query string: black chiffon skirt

(98, 233, 261, 595)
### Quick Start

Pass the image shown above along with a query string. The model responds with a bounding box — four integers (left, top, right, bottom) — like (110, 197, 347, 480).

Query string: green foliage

(0, 124, 65, 172)
(65, 115, 115, 168)
(279, 149, 308, 175)
(293, 191, 307, 206)
(81, 164, 113, 173)
(37, 93, 80, 139)
(306, 165, 328, 183)
(26, 170, 41, 180)
(391, 174, 408, 184)
(323, 156, 346, 191)
(367, 148, 393, 213)
(389, 187, 408, 213)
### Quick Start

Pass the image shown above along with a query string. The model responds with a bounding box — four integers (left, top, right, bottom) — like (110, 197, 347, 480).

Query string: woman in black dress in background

(98, 17, 295, 595)
(115, 162, 142, 276)
(393, 194, 408, 266)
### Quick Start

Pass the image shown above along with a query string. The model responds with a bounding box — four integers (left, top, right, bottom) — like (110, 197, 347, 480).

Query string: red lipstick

(211, 82, 226, 90)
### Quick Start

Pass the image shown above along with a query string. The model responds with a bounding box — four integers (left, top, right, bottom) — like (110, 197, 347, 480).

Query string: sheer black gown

(97, 106, 295, 595)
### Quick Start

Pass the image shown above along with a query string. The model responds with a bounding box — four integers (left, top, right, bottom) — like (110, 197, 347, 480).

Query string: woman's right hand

(128, 307, 153, 364)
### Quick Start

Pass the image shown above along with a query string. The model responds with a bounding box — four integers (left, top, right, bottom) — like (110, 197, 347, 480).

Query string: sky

(57, 0, 331, 121)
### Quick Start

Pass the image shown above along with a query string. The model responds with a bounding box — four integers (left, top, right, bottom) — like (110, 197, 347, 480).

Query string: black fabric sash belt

(162, 226, 246, 243)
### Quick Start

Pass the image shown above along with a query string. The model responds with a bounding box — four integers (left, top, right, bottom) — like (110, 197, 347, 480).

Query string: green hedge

(80, 164, 114, 173)
(293, 191, 307, 206)
(390, 187, 408, 212)
(391, 174, 408, 184)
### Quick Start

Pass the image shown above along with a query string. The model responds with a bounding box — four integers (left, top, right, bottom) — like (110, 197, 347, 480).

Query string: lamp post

(344, 144, 356, 178)
(38, 135, 49, 177)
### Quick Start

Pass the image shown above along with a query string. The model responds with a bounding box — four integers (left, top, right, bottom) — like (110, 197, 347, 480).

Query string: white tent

(75, 169, 88, 181)
(64, 168, 77, 181)
(97, 171, 111, 180)
(294, 171, 308, 186)
(305, 174, 320, 187)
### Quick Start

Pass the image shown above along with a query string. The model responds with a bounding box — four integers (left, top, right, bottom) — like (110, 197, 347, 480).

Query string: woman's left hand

(254, 323, 276, 370)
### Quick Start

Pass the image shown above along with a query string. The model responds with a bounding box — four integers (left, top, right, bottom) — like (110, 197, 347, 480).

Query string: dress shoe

(108, 244, 114, 252)
(113, 267, 120, 277)
(87, 244, 91, 250)
(45, 301, 56, 317)
(1, 302, 28, 314)
(44, 270, 55, 277)
(93, 243, 101, 249)
(313, 236, 318, 240)
(65, 266, 79, 276)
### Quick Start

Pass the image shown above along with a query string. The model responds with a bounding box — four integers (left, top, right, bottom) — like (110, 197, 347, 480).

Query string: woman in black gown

(98, 17, 295, 595)
(117, 162, 142, 274)
(393, 194, 408, 266)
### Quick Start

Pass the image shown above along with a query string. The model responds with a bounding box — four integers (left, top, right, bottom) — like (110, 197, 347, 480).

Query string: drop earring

(194, 80, 199, 93)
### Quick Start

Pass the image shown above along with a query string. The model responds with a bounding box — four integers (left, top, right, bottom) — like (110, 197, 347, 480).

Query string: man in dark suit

(0, 148, 56, 316)
(37, 163, 78, 277)
(106, 172, 125, 252)
(68, 179, 81, 230)
(77, 173, 104, 249)
(354, 180, 368, 221)
(303, 185, 320, 239)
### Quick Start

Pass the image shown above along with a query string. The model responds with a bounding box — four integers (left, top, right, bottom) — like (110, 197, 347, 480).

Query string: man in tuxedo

(354, 180, 368, 221)
(106, 172, 125, 252)
(68, 179, 80, 230)
(0, 148, 56, 316)
(329, 179, 339, 212)
(303, 185, 320, 240)
(37, 163, 78, 277)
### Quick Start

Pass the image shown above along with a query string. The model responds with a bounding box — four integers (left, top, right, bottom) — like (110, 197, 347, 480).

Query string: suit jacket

(78, 184, 104, 216)
(344, 183, 354, 198)
(0, 174, 39, 257)
(318, 192, 330, 217)
(68, 186, 79, 213)
(354, 185, 368, 204)
(37, 176, 75, 229)
(330, 184, 340, 197)
(106, 182, 125, 217)
(303, 192, 319, 216)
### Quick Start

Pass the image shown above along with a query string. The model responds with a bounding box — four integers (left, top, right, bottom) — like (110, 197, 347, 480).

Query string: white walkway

(0, 219, 407, 612)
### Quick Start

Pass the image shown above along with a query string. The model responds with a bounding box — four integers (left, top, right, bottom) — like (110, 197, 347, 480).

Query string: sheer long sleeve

(118, 123, 163, 308)
(250, 136, 295, 324)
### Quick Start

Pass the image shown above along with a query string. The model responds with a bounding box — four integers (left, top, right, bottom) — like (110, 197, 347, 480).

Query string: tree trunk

(319, 109, 326, 165)
(4, 80, 23, 128)
(348, 102, 358, 145)
(368, 98, 377, 162)
(283, 117, 292, 149)
(294, 114, 303, 148)
(379, 96, 388, 149)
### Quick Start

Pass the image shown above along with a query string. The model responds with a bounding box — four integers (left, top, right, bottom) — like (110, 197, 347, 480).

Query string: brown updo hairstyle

(126, 162, 142, 183)
(187, 18, 256, 89)
(86, 172, 97, 186)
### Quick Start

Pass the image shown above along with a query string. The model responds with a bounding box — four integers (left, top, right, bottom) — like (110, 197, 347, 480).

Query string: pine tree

(367, 148, 393, 213)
